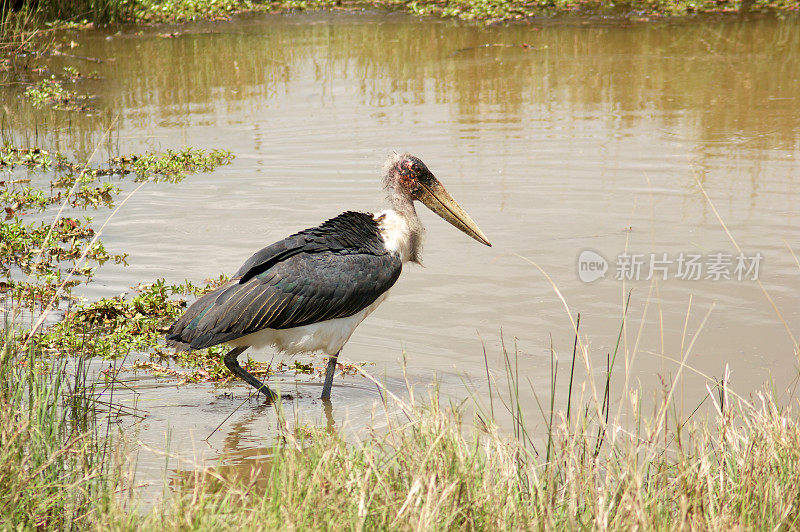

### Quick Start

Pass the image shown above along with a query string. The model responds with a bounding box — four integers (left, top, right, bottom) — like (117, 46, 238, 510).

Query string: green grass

(2, 0, 133, 27)
(3, 320, 800, 529)
(176, 390, 800, 529)
(0, 0, 52, 69)
(0, 332, 124, 529)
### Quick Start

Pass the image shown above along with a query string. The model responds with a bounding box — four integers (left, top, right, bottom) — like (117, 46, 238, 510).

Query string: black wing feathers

(166, 211, 401, 350)
(236, 211, 388, 284)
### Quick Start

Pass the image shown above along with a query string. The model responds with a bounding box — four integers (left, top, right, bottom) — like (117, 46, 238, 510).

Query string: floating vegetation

(132, 0, 263, 23)
(72, 182, 119, 207)
(0, 146, 73, 171)
(0, 215, 126, 279)
(23, 76, 91, 110)
(110, 147, 235, 182)
(32, 279, 203, 359)
(62, 65, 99, 81)
(23, 272, 372, 387)
(0, 139, 365, 386)
(0, 145, 234, 210)
(1, 185, 52, 212)
(1, 143, 234, 379)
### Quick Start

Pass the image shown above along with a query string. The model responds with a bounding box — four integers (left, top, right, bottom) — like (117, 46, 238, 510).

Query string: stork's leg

(223, 346, 277, 400)
(321, 350, 341, 400)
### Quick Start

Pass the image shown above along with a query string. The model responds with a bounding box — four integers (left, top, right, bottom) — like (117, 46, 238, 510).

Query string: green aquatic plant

(23, 76, 89, 110)
(72, 182, 119, 208)
(62, 64, 99, 80)
(0, 146, 64, 170)
(112, 147, 234, 182)
(33, 279, 197, 359)
(2, 145, 232, 185)
(131, 0, 262, 23)
(0, 144, 233, 320)
(0, 216, 127, 279)
(26, 275, 290, 385)
(0, 185, 52, 211)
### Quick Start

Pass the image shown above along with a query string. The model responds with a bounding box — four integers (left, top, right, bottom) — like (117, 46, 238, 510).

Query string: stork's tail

(166, 280, 238, 350)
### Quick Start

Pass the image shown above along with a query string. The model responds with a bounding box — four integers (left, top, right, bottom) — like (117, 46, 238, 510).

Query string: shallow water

(3, 11, 800, 499)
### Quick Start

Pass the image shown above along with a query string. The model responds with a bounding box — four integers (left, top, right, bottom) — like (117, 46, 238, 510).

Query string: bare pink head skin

(382, 153, 491, 247)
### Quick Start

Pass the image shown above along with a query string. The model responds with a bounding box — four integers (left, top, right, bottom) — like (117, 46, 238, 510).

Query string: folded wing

(167, 212, 401, 350)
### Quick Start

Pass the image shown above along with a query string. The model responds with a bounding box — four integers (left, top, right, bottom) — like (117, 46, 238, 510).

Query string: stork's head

(384, 153, 491, 247)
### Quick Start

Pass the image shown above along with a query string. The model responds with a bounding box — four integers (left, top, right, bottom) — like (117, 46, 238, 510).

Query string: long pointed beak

(416, 178, 491, 247)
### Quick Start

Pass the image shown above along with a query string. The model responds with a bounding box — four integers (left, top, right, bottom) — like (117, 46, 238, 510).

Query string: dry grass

(3, 330, 800, 530)
(3, 245, 800, 530)
(80, 375, 799, 530)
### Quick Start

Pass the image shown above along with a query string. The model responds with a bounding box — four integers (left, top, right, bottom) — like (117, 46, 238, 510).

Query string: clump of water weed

(1, 143, 233, 314)
(0, 216, 126, 278)
(110, 147, 234, 182)
(30, 278, 223, 360)
(23, 270, 370, 385)
(131, 0, 264, 23)
(1, 143, 232, 209)
(0, 145, 72, 171)
(23, 75, 92, 110)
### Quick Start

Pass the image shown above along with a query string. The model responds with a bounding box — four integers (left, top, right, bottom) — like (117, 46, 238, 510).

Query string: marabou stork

(166, 153, 491, 400)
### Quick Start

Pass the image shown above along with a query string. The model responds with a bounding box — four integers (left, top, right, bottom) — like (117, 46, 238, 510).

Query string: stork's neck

(377, 193, 424, 264)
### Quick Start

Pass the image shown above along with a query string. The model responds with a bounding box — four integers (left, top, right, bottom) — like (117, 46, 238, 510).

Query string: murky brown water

(3, 11, 800, 500)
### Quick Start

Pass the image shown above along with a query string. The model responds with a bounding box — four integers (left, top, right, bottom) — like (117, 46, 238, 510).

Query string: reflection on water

(2, 12, 799, 498)
(168, 400, 335, 496)
(6, 14, 800, 155)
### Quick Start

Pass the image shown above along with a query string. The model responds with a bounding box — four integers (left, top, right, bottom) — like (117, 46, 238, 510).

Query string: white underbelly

(228, 292, 390, 355)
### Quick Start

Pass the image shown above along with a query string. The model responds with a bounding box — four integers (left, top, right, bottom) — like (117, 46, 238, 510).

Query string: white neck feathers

(375, 207, 423, 264)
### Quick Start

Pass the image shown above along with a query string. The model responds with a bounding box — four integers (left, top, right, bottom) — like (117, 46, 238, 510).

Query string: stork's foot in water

(223, 346, 278, 401)
(321, 351, 341, 400)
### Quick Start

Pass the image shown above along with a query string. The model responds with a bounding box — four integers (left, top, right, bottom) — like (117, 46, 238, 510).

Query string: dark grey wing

(167, 250, 401, 350)
(166, 211, 401, 350)
(235, 211, 388, 284)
